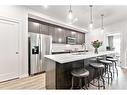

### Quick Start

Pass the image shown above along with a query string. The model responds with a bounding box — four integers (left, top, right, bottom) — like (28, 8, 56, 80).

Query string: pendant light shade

(89, 5, 93, 30)
(68, 5, 73, 20)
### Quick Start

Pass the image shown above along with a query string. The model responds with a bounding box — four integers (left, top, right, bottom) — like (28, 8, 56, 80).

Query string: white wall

(105, 20, 127, 68)
(86, 20, 127, 68)
(0, 6, 28, 77)
(0, 6, 86, 78)
(85, 28, 106, 52)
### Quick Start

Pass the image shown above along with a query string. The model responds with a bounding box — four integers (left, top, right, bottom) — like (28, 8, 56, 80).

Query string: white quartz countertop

(44, 51, 115, 64)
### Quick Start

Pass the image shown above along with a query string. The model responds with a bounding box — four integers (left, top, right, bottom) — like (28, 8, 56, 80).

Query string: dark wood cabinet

(28, 21, 40, 33)
(77, 32, 85, 44)
(48, 26, 56, 43)
(28, 19, 85, 44)
(70, 31, 77, 38)
(65, 30, 71, 37)
(40, 24, 49, 35)
(55, 28, 66, 43)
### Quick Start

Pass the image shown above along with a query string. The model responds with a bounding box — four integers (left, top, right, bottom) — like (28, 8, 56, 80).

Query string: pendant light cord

(69, 5, 72, 12)
(101, 14, 104, 29)
(90, 5, 93, 24)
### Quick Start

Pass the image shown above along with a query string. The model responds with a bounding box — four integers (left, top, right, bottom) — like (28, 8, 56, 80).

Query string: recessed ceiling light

(58, 38, 62, 42)
(71, 31, 76, 34)
(33, 22, 39, 26)
(57, 28, 62, 32)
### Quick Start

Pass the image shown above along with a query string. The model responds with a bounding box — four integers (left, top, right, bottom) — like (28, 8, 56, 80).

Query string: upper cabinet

(49, 26, 58, 43)
(77, 33, 85, 44)
(28, 19, 85, 44)
(28, 21, 40, 33)
(40, 24, 49, 35)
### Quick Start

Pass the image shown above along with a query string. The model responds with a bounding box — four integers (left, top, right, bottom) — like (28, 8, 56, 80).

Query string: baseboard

(19, 73, 29, 78)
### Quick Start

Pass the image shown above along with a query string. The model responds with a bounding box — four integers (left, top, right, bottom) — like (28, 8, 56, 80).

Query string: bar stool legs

(114, 61, 118, 77)
(106, 58, 118, 77)
(90, 68, 105, 89)
(71, 76, 89, 89)
(100, 68, 105, 89)
(79, 78, 82, 89)
(105, 64, 113, 84)
(108, 65, 113, 83)
(71, 76, 74, 89)
(83, 77, 89, 89)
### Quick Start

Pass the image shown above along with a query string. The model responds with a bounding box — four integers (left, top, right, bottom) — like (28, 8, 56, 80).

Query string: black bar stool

(71, 68, 89, 89)
(89, 63, 105, 89)
(106, 58, 118, 77)
(99, 60, 113, 84)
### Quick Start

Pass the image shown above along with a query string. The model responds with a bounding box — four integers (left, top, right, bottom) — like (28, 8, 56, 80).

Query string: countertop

(44, 51, 115, 64)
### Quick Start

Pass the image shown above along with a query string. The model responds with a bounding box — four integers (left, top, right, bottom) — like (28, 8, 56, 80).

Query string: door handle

(39, 35, 42, 60)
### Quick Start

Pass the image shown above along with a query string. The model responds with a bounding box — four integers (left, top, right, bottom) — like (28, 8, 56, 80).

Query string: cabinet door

(65, 30, 71, 37)
(71, 31, 77, 38)
(55, 28, 66, 43)
(81, 33, 85, 44)
(48, 26, 56, 43)
(77, 32, 84, 44)
(28, 21, 40, 33)
(40, 24, 49, 35)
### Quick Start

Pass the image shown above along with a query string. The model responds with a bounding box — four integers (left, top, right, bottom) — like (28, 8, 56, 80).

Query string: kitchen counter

(45, 51, 115, 89)
(45, 51, 115, 64)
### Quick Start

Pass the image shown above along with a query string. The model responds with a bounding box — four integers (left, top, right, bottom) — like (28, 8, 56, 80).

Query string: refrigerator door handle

(39, 35, 42, 60)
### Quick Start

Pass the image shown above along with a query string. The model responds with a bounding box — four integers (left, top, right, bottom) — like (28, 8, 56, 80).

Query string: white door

(0, 18, 20, 82)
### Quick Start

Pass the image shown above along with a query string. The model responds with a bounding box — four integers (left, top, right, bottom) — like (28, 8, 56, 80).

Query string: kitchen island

(44, 51, 115, 89)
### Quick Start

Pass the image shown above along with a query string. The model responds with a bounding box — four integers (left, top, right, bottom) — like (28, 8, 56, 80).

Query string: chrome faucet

(82, 43, 86, 52)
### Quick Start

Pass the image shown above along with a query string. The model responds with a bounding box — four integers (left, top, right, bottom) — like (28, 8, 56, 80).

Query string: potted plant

(91, 40, 103, 54)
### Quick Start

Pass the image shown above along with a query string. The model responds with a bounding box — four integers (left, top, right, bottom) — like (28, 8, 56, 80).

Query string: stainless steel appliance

(28, 33, 52, 75)
(66, 36, 76, 45)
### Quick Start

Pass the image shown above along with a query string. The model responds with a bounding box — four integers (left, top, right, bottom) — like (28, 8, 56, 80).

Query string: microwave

(66, 36, 76, 45)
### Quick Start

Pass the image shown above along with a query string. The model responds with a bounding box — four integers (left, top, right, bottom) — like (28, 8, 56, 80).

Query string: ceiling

(27, 5, 127, 31)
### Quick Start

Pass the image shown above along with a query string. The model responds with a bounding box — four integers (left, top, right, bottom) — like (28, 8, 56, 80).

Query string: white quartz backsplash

(52, 43, 84, 52)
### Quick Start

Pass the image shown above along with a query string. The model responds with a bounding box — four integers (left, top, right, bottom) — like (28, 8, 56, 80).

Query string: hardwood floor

(0, 67, 127, 90)
(88, 67, 127, 90)
(0, 73, 46, 90)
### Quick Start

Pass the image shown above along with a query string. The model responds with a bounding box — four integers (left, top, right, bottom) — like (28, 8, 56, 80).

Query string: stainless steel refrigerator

(28, 33, 52, 75)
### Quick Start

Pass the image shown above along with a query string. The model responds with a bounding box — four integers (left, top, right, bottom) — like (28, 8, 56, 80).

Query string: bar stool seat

(106, 58, 118, 61)
(99, 60, 112, 64)
(71, 68, 89, 89)
(90, 63, 104, 68)
(97, 56, 104, 60)
(106, 55, 113, 58)
(71, 68, 89, 77)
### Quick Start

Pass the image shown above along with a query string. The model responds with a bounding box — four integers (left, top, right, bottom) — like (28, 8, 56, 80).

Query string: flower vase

(94, 48, 98, 54)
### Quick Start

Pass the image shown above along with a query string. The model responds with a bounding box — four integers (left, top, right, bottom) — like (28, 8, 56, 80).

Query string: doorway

(106, 33, 121, 66)
(0, 17, 20, 82)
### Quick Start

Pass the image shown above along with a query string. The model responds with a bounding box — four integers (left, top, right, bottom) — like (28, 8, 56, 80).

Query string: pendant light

(89, 5, 93, 30)
(68, 5, 73, 20)
(101, 14, 104, 32)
